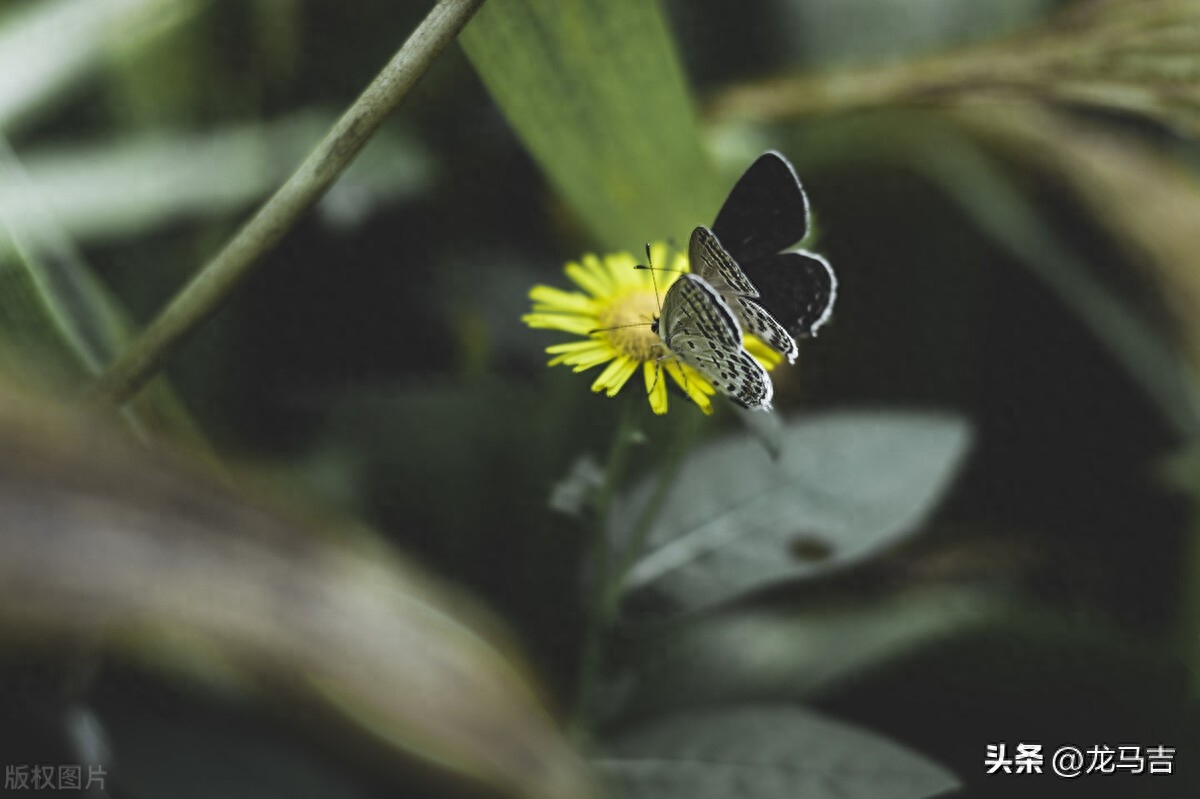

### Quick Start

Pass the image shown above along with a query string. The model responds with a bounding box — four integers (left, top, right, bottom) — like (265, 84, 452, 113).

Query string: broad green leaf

(460, 0, 723, 251)
(596, 705, 959, 799)
(612, 412, 971, 612)
(0, 0, 204, 131)
(0, 387, 596, 799)
(710, 0, 1200, 140)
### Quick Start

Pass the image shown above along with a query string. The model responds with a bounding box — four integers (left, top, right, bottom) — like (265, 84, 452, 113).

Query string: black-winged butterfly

(709, 150, 837, 343)
(647, 151, 834, 411)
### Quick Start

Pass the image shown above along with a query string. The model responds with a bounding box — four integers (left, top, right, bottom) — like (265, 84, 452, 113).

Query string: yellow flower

(522, 243, 782, 415)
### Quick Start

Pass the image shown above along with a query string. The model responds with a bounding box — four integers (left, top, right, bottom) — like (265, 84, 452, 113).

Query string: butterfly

(688, 224, 799, 363)
(653, 270, 773, 411)
(646, 151, 834, 411)
(708, 151, 837, 345)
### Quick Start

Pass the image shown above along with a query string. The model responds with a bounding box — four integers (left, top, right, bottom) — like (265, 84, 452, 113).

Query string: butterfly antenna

(643, 242, 662, 313)
(588, 322, 652, 335)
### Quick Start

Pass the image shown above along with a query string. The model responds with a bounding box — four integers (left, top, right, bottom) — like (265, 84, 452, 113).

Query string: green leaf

(612, 412, 971, 613)
(460, 0, 723, 250)
(596, 705, 959, 799)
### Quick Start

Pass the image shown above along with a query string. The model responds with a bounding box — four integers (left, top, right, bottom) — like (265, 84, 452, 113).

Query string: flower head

(523, 243, 782, 415)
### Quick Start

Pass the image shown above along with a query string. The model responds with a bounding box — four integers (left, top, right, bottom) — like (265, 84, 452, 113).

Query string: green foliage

(613, 412, 971, 613)
(2, 0, 1199, 797)
(460, 0, 723, 251)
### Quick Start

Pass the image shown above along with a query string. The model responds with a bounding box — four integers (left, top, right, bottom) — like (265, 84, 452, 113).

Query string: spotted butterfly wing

(711, 150, 837, 338)
(737, 250, 836, 338)
(689, 225, 798, 364)
(656, 273, 772, 411)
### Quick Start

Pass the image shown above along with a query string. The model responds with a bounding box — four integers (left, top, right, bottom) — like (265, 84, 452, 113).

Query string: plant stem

(606, 410, 701, 609)
(84, 0, 489, 407)
(571, 396, 639, 741)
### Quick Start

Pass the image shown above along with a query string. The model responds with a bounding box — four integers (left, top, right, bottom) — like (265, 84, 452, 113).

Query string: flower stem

(606, 410, 702, 609)
(83, 0, 489, 407)
(572, 396, 639, 740)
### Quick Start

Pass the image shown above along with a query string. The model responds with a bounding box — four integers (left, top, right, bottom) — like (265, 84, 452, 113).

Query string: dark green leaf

(613, 412, 971, 612)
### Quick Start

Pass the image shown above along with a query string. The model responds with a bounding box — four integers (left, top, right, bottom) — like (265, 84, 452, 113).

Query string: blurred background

(1, 1, 1198, 797)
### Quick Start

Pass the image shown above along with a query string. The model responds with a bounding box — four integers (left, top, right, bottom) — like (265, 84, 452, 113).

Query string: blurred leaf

(710, 0, 1200, 140)
(0, 139, 210, 449)
(732, 404, 783, 461)
(608, 581, 1187, 742)
(952, 101, 1200, 386)
(549, 453, 605, 518)
(460, 0, 723, 251)
(0, 0, 204, 131)
(0, 388, 596, 799)
(780, 0, 1053, 68)
(612, 412, 971, 613)
(0, 113, 432, 252)
(595, 705, 959, 799)
(610, 586, 1009, 720)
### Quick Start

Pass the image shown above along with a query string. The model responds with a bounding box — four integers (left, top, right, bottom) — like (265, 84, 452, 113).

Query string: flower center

(597, 288, 667, 361)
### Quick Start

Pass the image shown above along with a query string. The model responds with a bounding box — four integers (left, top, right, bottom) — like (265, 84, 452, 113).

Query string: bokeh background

(2, 1, 1198, 798)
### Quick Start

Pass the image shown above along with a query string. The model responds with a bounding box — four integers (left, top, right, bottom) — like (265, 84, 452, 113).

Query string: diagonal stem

(84, 0, 488, 407)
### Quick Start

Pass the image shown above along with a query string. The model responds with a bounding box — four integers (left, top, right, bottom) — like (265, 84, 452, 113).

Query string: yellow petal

(569, 347, 619, 372)
(522, 313, 598, 336)
(745, 335, 784, 370)
(546, 340, 613, 367)
(644, 361, 668, 415)
(546, 339, 606, 355)
(666, 360, 715, 414)
(566, 255, 613, 297)
(591, 355, 635, 395)
(528, 285, 597, 314)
